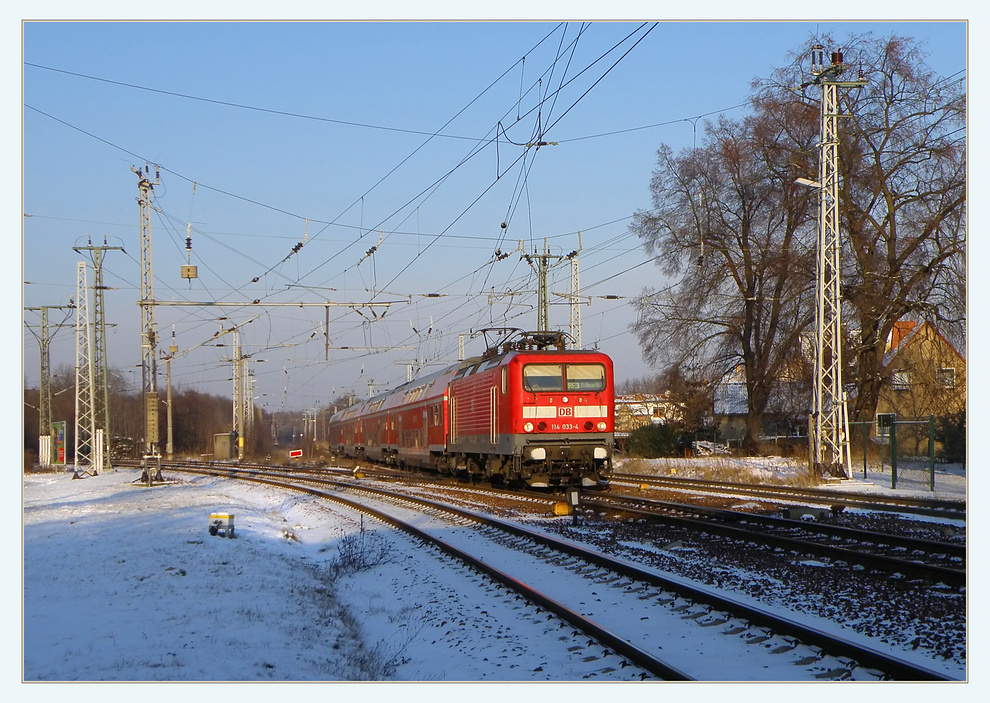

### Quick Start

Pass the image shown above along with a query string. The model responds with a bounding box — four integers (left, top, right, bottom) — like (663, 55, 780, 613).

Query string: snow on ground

(16, 459, 983, 699)
(615, 456, 967, 501)
(21, 469, 666, 687)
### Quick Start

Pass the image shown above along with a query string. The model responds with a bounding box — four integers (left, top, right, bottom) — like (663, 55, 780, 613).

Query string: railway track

(608, 471, 966, 519)
(291, 461, 967, 587)
(575, 491, 966, 588)
(129, 460, 957, 680)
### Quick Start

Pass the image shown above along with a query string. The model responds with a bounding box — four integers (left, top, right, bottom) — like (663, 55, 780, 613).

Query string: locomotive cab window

(565, 364, 606, 392)
(523, 364, 564, 392)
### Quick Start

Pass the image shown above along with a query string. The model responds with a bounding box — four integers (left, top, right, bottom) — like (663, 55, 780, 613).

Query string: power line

(26, 61, 505, 143)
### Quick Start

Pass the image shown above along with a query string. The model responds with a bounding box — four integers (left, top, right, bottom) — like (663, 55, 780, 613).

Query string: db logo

(558, 407, 573, 417)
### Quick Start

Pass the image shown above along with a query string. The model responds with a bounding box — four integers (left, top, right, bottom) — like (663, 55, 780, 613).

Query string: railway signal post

(133, 164, 164, 485)
(802, 45, 865, 478)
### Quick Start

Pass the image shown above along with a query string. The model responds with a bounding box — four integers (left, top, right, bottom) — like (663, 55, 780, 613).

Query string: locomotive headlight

(597, 421, 607, 431)
(523, 422, 534, 433)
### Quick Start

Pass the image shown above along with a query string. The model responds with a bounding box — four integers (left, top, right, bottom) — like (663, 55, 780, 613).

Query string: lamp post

(799, 45, 865, 478)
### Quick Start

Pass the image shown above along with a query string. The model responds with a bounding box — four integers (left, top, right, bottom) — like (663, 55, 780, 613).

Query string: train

(327, 331, 614, 488)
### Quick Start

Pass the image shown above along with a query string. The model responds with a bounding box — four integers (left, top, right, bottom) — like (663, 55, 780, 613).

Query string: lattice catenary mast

(74, 262, 99, 476)
(74, 239, 122, 471)
(133, 164, 163, 484)
(805, 46, 865, 477)
(519, 237, 582, 342)
(25, 304, 74, 467)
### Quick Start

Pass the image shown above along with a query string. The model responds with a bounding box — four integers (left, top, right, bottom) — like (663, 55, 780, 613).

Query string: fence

(848, 414, 936, 492)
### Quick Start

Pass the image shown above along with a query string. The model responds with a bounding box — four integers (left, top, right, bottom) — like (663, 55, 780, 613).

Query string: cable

(25, 62, 490, 143)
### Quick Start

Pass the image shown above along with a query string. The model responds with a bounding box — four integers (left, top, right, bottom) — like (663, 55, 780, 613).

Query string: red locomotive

(327, 331, 614, 488)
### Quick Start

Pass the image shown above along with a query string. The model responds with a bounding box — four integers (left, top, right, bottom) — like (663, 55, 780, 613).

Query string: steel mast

(567, 233, 583, 349)
(133, 164, 163, 484)
(25, 304, 74, 467)
(74, 239, 122, 471)
(807, 46, 864, 478)
(521, 239, 558, 332)
(74, 262, 98, 476)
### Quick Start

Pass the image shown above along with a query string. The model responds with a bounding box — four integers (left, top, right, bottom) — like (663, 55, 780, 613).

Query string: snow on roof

(713, 381, 748, 416)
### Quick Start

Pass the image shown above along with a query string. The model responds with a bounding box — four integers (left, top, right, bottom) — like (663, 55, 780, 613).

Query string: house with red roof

(877, 320, 966, 421)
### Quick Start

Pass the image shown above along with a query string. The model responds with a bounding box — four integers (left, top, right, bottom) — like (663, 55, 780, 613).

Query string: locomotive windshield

(565, 364, 606, 391)
(522, 363, 606, 392)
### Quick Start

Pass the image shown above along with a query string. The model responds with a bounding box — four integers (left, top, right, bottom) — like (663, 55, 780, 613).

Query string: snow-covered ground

(24, 469, 675, 685)
(16, 459, 981, 698)
(615, 455, 967, 500)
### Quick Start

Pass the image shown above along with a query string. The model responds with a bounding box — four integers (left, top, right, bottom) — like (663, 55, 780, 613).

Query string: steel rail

(578, 493, 965, 588)
(153, 462, 692, 680)
(350, 476, 966, 573)
(608, 472, 966, 517)
(148, 460, 952, 680)
(594, 492, 965, 559)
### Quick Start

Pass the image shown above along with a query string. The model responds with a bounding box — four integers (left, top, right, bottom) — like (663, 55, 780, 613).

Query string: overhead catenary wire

(24, 24, 732, 405)
(27, 22, 661, 304)
(315, 23, 659, 306)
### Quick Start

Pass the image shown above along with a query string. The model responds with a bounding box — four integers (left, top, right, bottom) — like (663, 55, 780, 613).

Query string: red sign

(289, 449, 303, 458)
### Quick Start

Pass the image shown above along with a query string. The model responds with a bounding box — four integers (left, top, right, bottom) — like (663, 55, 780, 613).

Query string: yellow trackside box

(209, 513, 235, 538)
(553, 502, 573, 516)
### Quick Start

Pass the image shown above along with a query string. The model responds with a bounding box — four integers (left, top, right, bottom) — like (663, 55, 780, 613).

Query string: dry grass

(615, 456, 823, 487)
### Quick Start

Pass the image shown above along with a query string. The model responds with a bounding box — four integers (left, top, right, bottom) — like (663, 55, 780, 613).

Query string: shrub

(936, 411, 966, 463)
(325, 531, 394, 578)
(626, 423, 679, 458)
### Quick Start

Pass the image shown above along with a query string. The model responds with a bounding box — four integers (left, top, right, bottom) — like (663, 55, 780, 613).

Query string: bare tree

(633, 33, 965, 451)
(631, 99, 819, 451)
(762, 33, 966, 422)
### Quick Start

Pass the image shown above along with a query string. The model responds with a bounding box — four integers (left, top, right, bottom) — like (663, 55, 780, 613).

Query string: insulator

(810, 44, 825, 74)
(831, 51, 843, 66)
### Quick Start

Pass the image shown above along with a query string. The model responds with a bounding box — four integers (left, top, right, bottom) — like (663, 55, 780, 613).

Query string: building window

(937, 367, 956, 388)
(892, 371, 911, 391)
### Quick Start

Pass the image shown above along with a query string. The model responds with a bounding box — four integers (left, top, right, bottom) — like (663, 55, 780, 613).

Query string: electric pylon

(232, 328, 243, 460)
(74, 239, 122, 471)
(229, 329, 254, 460)
(520, 239, 559, 332)
(807, 46, 865, 478)
(25, 304, 74, 466)
(74, 262, 99, 476)
(39, 306, 53, 466)
(566, 233, 583, 349)
(133, 164, 163, 484)
(520, 238, 580, 335)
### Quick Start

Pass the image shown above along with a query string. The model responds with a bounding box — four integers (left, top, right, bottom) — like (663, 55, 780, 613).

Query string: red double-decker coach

(328, 331, 613, 488)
